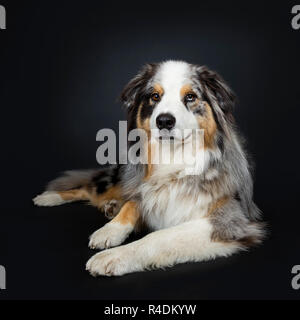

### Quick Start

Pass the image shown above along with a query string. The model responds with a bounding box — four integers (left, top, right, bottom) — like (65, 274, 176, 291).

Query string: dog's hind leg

(33, 166, 124, 214)
(33, 188, 91, 207)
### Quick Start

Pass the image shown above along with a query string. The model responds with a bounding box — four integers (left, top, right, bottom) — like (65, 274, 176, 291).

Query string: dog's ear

(197, 66, 236, 115)
(121, 63, 157, 109)
(197, 66, 236, 132)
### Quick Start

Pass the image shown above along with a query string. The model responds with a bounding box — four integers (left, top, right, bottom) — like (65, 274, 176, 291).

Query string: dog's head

(121, 60, 236, 149)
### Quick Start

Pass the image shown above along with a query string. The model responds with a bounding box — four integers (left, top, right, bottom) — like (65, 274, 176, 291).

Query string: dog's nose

(156, 113, 176, 130)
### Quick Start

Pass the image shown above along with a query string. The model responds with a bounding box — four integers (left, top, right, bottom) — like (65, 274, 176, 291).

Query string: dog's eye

(151, 93, 160, 102)
(185, 94, 196, 103)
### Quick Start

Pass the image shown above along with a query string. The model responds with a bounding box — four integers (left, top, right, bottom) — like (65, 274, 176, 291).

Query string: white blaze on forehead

(154, 61, 191, 93)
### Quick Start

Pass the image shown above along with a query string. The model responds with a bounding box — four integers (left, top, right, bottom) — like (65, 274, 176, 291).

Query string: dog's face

(121, 61, 236, 149)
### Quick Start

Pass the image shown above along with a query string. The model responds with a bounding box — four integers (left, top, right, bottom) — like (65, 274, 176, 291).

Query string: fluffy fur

(34, 60, 264, 276)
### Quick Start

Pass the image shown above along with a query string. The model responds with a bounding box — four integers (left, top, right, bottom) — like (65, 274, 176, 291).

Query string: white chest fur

(139, 171, 212, 230)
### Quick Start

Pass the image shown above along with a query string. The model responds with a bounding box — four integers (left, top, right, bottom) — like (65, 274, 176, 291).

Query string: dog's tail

(46, 169, 101, 192)
(33, 165, 123, 217)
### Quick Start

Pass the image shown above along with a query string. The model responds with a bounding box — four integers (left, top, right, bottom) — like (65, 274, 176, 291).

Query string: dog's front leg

(89, 201, 139, 250)
(86, 218, 242, 276)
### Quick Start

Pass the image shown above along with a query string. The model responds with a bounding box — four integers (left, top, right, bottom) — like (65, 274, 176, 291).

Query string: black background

(0, 0, 300, 300)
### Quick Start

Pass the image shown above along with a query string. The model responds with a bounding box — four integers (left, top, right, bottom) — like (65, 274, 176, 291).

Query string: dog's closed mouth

(159, 135, 174, 141)
(158, 132, 192, 142)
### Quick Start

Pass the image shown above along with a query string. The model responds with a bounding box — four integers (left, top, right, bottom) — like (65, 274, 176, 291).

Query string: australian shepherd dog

(34, 61, 264, 276)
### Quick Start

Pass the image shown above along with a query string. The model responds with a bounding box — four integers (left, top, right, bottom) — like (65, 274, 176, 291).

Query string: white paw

(89, 222, 132, 250)
(33, 191, 69, 207)
(86, 246, 136, 276)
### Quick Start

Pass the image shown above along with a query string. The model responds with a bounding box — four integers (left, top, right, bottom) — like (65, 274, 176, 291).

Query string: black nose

(156, 113, 176, 130)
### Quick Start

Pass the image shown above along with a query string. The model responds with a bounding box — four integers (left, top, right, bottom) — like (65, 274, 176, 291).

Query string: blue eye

(185, 94, 196, 103)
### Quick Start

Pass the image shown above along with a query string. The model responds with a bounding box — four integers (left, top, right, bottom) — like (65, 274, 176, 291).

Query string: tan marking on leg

(113, 201, 140, 226)
(90, 185, 123, 209)
(58, 189, 91, 201)
(206, 195, 229, 217)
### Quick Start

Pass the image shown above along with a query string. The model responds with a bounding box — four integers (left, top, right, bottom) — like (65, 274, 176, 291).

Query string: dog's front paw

(86, 246, 136, 276)
(89, 222, 132, 250)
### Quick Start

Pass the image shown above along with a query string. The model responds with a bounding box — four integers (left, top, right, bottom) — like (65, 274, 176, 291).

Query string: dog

(33, 60, 264, 276)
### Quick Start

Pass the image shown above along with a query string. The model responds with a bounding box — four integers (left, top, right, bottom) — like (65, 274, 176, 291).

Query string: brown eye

(151, 93, 160, 102)
(185, 93, 196, 103)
